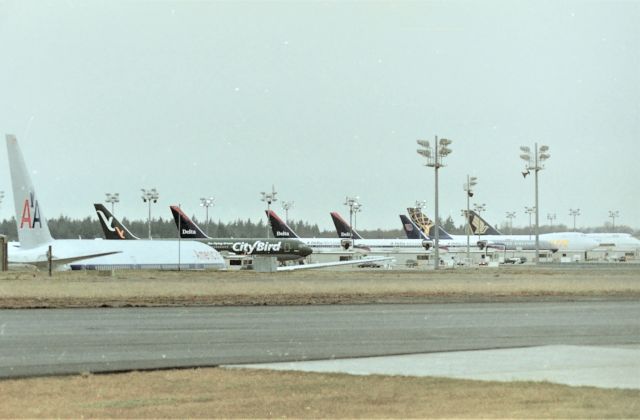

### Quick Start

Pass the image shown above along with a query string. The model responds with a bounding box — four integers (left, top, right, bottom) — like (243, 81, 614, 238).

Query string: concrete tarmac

(238, 344, 640, 390)
(0, 301, 638, 379)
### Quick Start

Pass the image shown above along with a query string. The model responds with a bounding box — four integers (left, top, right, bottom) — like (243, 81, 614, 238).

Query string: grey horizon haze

(0, 1, 638, 231)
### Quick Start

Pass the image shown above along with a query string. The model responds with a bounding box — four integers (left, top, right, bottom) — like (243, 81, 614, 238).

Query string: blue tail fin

(400, 215, 429, 240)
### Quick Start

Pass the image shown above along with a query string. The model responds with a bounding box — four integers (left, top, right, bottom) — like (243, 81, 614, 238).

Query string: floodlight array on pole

(506, 211, 516, 235)
(415, 200, 427, 210)
(609, 210, 620, 232)
(416, 136, 452, 270)
(463, 175, 477, 260)
(260, 185, 278, 238)
(520, 143, 550, 263)
(524, 206, 535, 240)
(282, 201, 294, 223)
(105, 192, 120, 214)
(141, 188, 159, 239)
(547, 213, 556, 229)
(353, 202, 363, 232)
(200, 197, 215, 236)
(569, 208, 581, 231)
(344, 196, 360, 244)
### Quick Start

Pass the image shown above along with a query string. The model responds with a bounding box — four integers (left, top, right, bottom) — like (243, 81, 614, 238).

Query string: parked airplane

(5, 134, 226, 271)
(404, 208, 557, 252)
(463, 210, 597, 252)
(585, 232, 640, 252)
(169, 205, 313, 262)
(327, 211, 434, 252)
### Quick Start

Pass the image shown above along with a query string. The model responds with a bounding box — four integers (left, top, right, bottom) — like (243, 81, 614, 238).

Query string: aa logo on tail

(20, 192, 43, 229)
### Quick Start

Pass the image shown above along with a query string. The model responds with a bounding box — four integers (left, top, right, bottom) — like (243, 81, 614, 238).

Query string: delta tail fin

(466, 210, 502, 235)
(94, 204, 139, 240)
(266, 210, 299, 238)
(407, 207, 452, 240)
(330, 211, 363, 240)
(170, 205, 210, 239)
(6, 134, 54, 249)
(400, 214, 429, 240)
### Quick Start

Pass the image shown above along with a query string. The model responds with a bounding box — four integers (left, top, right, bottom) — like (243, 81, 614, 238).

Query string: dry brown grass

(1, 265, 639, 308)
(1, 367, 638, 418)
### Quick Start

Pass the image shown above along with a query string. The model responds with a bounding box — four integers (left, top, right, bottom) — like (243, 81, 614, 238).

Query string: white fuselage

(8, 239, 226, 270)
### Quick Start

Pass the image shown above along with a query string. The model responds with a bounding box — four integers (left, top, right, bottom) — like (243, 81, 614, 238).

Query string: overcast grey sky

(1, 0, 638, 231)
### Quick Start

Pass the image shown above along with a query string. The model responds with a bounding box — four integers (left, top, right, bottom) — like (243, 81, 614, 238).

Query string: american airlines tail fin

(6, 134, 54, 249)
(330, 211, 363, 240)
(466, 210, 502, 235)
(400, 215, 429, 240)
(266, 210, 299, 238)
(94, 204, 139, 240)
(407, 207, 453, 240)
(170, 205, 210, 239)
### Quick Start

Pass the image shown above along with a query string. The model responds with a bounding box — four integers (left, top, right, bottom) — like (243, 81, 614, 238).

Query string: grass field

(1, 368, 638, 418)
(1, 265, 639, 417)
(1, 264, 639, 308)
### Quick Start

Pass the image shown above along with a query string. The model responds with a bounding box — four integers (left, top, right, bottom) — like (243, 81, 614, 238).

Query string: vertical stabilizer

(400, 215, 429, 240)
(266, 210, 299, 238)
(94, 204, 139, 240)
(407, 207, 453, 240)
(467, 210, 502, 235)
(330, 212, 363, 240)
(170, 205, 210, 239)
(6, 134, 54, 248)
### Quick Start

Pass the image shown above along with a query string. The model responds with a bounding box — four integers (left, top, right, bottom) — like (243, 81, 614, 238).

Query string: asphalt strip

(228, 345, 640, 390)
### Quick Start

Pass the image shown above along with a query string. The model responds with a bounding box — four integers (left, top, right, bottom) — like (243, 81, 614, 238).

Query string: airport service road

(0, 301, 639, 378)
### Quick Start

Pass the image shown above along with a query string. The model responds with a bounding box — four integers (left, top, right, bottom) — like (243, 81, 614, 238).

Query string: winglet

(94, 203, 139, 240)
(170, 205, 210, 239)
(6, 134, 54, 248)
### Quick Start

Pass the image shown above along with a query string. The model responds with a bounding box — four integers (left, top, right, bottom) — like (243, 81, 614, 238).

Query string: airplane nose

(300, 245, 313, 257)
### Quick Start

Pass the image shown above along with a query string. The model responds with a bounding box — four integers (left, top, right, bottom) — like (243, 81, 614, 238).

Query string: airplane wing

(277, 256, 394, 271)
(29, 251, 123, 269)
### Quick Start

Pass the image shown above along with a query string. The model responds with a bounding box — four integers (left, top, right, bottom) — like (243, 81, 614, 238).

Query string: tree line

(0, 215, 637, 241)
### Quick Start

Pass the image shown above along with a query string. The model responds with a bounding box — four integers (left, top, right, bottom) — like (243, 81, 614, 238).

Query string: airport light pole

(282, 201, 294, 223)
(260, 185, 278, 238)
(200, 197, 215, 236)
(547, 213, 556, 229)
(506, 211, 516, 235)
(353, 202, 362, 232)
(520, 143, 550, 264)
(609, 210, 620, 232)
(569, 208, 581, 231)
(463, 175, 478, 260)
(417, 136, 452, 270)
(524, 206, 535, 239)
(141, 188, 159, 239)
(344, 196, 360, 245)
(105, 192, 119, 214)
(415, 200, 427, 210)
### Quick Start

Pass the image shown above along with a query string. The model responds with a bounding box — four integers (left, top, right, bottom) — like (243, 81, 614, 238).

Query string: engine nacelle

(340, 239, 353, 250)
(422, 240, 433, 250)
(477, 240, 488, 250)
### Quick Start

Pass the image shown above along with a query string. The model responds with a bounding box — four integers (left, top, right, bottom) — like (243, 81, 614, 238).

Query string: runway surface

(0, 301, 639, 379)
